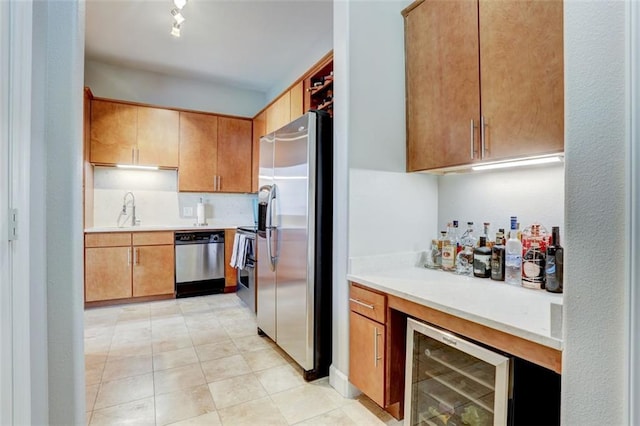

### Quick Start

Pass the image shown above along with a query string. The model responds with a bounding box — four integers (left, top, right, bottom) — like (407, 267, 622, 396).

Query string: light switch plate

(183, 207, 193, 216)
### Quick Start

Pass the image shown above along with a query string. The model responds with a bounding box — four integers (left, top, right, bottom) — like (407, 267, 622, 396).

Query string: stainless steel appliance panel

(175, 241, 224, 283)
(236, 229, 256, 312)
(275, 228, 312, 369)
(257, 229, 277, 340)
(272, 114, 315, 369)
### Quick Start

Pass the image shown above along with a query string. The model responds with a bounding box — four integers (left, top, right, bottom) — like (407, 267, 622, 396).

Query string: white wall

(92, 167, 255, 227)
(29, 2, 49, 424)
(331, 0, 439, 394)
(437, 164, 565, 240)
(85, 59, 266, 117)
(266, 36, 334, 103)
(563, 1, 628, 424)
(41, 1, 86, 424)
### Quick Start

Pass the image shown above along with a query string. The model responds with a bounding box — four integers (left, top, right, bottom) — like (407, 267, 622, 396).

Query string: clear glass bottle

(473, 236, 492, 278)
(522, 223, 547, 289)
(505, 216, 523, 286)
(441, 225, 456, 271)
(461, 222, 476, 248)
(545, 226, 563, 293)
(425, 238, 441, 270)
(455, 222, 476, 276)
(452, 220, 462, 254)
(491, 230, 506, 281)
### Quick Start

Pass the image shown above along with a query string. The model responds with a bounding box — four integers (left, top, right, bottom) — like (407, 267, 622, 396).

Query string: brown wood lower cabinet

(132, 245, 175, 297)
(85, 246, 131, 301)
(349, 310, 385, 407)
(349, 284, 388, 409)
(85, 231, 175, 304)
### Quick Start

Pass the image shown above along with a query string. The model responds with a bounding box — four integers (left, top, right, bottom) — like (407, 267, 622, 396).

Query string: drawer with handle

(349, 283, 386, 323)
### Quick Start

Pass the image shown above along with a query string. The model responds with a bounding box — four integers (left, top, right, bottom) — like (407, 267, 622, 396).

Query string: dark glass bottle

(522, 240, 546, 290)
(545, 226, 563, 293)
(473, 237, 491, 278)
(491, 231, 506, 281)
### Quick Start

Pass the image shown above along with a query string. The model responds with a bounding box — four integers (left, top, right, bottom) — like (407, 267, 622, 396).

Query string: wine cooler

(404, 318, 510, 426)
(404, 318, 562, 426)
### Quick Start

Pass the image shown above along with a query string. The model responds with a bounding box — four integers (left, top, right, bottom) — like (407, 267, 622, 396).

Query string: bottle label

(505, 254, 521, 268)
(546, 255, 559, 291)
(442, 245, 456, 269)
(473, 254, 491, 276)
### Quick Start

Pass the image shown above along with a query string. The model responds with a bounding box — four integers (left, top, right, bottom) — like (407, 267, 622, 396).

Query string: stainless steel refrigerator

(256, 110, 332, 381)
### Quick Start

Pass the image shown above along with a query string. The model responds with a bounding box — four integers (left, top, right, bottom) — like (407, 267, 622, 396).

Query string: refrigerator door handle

(265, 184, 278, 271)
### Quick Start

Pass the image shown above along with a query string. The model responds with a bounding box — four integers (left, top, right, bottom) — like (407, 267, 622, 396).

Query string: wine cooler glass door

(404, 318, 510, 426)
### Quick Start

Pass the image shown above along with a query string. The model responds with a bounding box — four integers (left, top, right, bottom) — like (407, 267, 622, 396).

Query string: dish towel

(230, 233, 248, 269)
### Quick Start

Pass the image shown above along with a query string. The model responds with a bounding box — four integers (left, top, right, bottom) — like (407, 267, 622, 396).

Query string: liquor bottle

(545, 226, 563, 293)
(505, 216, 523, 286)
(473, 237, 492, 278)
(441, 240, 456, 271)
(522, 241, 546, 289)
(455, 222, 476, 276)
(480, 222, 494, 249)
(441, 225, 456, 271)
(461, 222, 476, 248)
(425, 238, 441, 270)
(491, 231, 506, 281)
(452, 220, 462, 254)
(522, 222, 550, 256)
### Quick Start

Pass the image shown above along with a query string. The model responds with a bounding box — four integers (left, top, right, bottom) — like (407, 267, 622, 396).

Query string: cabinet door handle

(373, 327, 382, 367)
(131, 148, 135, 164)
(136, 147, 140, 164)
(480, 115, 486, 159)
(470, 119, 475, 160)
(133, 247, 139, 265)
(127, 248, 131, 265)
(349, 298, 374, 310)
(218, 176, 222, 191)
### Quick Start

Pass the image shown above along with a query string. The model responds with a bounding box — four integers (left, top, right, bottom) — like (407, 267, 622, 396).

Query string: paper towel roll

(196, 202, 205, 224)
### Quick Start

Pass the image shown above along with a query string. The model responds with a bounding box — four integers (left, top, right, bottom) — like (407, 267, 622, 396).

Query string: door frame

(1, 1, 35, 424)
(630, 1, 640, 423)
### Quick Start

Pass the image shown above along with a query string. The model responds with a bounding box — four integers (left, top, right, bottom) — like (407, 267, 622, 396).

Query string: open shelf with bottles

(304, 55, 333, 117)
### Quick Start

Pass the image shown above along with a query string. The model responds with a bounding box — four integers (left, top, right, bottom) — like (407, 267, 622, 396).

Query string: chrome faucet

(122, 191, 138, 226)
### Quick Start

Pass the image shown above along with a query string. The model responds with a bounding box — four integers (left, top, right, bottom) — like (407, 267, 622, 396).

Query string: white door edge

(629, 1, 640, 424)
(1, 1, 34, 424)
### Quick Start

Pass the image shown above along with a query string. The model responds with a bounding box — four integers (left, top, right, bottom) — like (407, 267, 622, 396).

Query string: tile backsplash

(92, 167, 256, 227)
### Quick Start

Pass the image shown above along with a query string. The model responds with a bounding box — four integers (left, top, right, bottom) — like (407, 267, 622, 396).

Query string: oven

(236, 227, 257, 312)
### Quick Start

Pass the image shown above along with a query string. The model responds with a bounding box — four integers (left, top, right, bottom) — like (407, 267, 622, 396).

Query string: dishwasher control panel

(175, 231, 224, 244)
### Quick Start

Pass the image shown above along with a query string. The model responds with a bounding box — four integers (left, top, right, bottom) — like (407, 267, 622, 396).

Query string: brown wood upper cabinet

(90, 99, 179, 168)
(179, 112, 252, 193)
(403, 0, 564, 172)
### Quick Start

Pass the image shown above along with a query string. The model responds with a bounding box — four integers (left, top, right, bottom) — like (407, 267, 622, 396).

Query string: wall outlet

(183, 206, 193, 217)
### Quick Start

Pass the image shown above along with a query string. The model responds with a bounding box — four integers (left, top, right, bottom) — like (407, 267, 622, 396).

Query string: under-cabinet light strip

(471, 155, 563, 171)
(116, 164, 159, 171)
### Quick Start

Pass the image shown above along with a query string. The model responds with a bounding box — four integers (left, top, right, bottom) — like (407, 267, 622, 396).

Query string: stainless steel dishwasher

(175, 231, 225, 298)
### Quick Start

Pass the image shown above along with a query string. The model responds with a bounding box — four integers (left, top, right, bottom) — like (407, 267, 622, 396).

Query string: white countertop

(347, 252, 563, 351)
(85, 222, 252, 233)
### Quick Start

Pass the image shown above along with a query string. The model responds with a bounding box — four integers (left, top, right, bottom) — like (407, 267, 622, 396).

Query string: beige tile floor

(85, 293, 402, 426)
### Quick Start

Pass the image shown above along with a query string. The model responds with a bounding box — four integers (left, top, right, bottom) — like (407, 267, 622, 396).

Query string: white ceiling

(85, 0, 333, 93)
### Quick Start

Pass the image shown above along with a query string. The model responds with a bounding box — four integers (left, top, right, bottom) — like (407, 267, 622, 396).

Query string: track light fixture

(170, 0, 187, 37)
(173, 0, 187, 9)
(171, 8, 185, 25)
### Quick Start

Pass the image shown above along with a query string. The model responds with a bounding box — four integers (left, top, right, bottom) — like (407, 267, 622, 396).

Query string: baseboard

(329, 365, 361, 398)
